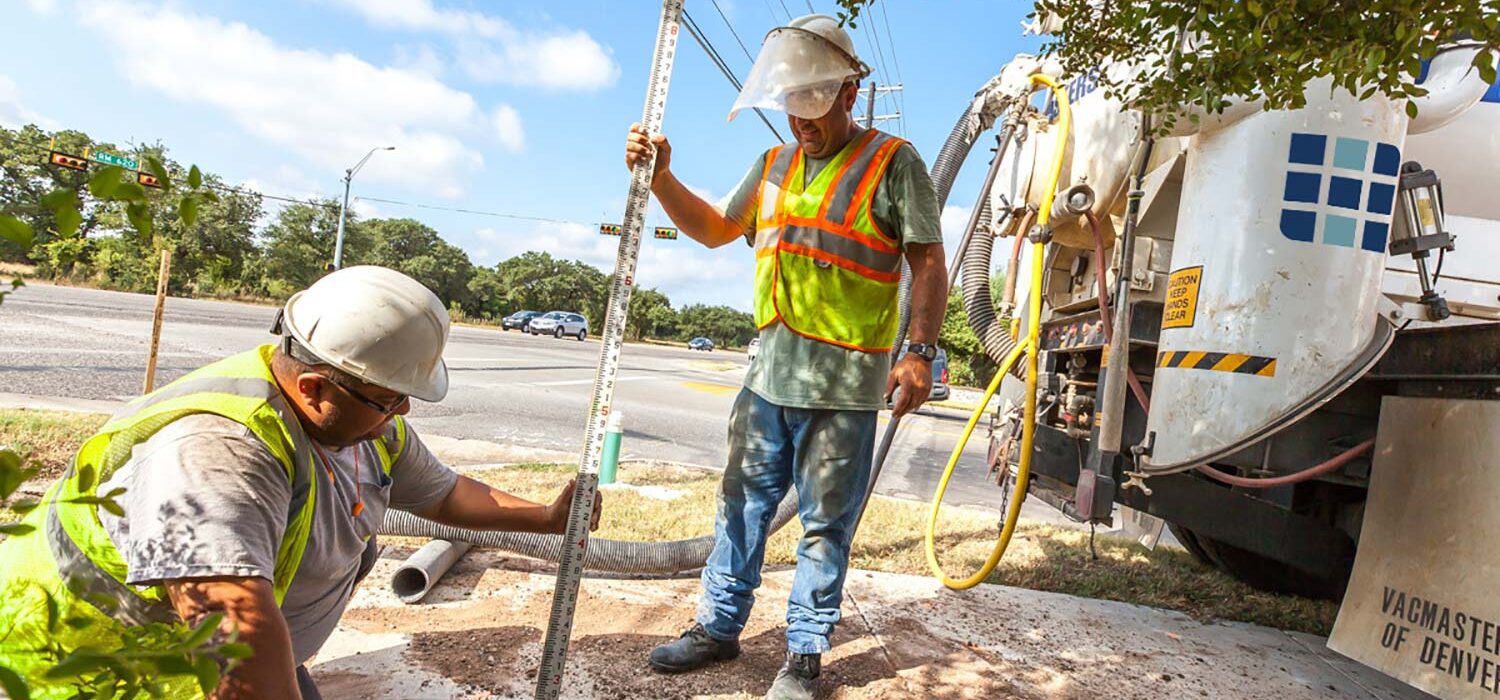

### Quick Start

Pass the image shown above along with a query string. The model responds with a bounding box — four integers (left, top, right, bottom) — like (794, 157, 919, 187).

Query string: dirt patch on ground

(407, 625, 543, 693)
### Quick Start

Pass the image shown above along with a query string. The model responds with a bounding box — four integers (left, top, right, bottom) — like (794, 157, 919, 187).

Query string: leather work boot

(648, 623, 741, 673)
(765, 651, 820, 700)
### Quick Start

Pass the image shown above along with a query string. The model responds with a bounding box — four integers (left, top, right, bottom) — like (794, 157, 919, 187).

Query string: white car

(527, 311, 589, 341)
(747, 337, 760, 361)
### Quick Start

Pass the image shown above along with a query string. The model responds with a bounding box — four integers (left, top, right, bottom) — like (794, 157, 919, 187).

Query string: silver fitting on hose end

(1028, 223, 1053, 244)
(1051, 184, 1096, 221)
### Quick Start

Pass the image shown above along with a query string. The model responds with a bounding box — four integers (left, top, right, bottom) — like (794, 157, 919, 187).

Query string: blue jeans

(696, 388, 877, 655)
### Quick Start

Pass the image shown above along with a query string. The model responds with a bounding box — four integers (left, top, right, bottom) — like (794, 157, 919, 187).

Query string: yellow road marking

(680, 381, 738, 395)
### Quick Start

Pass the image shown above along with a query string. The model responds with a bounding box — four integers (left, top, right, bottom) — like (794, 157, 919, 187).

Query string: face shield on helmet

(729, 26, 868, 121)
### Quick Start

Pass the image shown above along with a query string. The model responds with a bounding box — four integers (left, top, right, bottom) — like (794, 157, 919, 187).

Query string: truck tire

(1172, 524, 1351, 601)
(1168, 523, 1217, 569)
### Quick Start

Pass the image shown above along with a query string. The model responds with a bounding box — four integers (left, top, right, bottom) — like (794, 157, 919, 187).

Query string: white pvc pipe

(391, 539, 473, 604)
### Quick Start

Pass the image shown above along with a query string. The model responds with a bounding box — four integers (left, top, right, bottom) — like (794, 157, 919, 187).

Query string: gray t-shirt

(721, 136, 944, 411)
(98, 413, 459, 664)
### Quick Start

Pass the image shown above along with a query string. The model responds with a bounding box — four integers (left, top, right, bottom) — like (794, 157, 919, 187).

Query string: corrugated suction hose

(379, 491, 799, 575)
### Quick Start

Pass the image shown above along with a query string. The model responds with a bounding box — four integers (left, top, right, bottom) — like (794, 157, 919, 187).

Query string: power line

(709, 0, 756, 63)
(777, 0, 794, 20)
(876, 0, 907, 135)
(803, 0, 816, 14)
(354, 195, 590, 227)
(681, 9, 786, 143)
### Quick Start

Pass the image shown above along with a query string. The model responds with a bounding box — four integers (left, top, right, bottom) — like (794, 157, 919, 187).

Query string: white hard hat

(729, 13, 871, 122)
(278, 266, 450, 402)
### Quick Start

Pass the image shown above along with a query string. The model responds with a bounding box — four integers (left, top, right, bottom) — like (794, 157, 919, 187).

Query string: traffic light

(654, 227, 678, 240)
(137, 171, 162, 189)
(48, 150, 89, 171)
(599, 223, 622, 236)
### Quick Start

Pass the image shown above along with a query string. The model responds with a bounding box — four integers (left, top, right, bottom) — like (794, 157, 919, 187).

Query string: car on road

(896, 344, 950, 403)
(501, 310, 541, 332)
(928, 348, 950, 402)
(688, 337, 715, 352)
(747, 337, 761, 361)
(528, 311, 589, 341)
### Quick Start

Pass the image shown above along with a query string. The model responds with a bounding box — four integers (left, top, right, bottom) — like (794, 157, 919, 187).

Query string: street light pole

(332, 145, 395, 270)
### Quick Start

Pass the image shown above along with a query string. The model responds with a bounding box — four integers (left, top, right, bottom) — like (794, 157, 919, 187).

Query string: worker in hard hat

(625, 14, 945, 700)
(0, 266, 602, 700)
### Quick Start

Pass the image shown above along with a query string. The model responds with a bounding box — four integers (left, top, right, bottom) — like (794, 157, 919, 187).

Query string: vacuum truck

(930, 18, 1499, 700)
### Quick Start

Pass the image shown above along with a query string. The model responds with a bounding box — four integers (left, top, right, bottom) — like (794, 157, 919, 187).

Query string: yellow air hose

(924, 74, 1072, 590)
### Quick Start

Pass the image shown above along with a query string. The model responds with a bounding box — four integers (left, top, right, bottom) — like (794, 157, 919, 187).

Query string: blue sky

(0, 0, 1041, 310)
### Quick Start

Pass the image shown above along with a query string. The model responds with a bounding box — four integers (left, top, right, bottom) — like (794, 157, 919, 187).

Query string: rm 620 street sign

(91, 151, 138, 170)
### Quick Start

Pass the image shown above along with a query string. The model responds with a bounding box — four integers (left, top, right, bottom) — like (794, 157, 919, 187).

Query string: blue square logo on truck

(1279, 132, 1401, 253)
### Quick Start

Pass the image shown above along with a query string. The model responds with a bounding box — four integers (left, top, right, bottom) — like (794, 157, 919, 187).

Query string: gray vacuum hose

(858, 100, 1008, 531)
(960, 204, 1026, 377)
(379, 491, 799, 576)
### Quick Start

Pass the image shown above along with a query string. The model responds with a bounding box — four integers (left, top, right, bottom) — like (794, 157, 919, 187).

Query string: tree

(363, 218, 475, 309)
(0, 126, 112, 266)
(939, 290, 995, 388)
(491, 252, 611, 328)
(253, 201, 351, 298)
(626, 287, 676, 340)
(837, 1, 1498, 127)
(677, 304, 757, 347)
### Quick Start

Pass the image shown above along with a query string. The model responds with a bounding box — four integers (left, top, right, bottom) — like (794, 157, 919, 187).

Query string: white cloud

(325, 0, 618, 90)
(491, 105, 524, 153)
(0, 75, 58, 129)
(78, 1, 520, 198)
(941, 204, 972, 251)
(392, 43, 444, 77)
(453, 33, 617, 90)
(24, 0, 58, 13)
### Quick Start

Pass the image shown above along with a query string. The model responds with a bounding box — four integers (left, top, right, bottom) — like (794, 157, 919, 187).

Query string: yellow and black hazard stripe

(1156, 350, 1277, 377)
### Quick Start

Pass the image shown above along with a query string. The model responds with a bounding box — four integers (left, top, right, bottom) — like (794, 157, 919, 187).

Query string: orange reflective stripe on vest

(752, 129, 908, 352)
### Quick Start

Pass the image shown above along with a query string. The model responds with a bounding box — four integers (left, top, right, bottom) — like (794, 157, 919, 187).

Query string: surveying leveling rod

(533, 2, 684, 697)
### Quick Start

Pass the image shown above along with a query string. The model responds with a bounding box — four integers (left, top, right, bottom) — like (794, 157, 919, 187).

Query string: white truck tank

(1141, 81, 1406, 471)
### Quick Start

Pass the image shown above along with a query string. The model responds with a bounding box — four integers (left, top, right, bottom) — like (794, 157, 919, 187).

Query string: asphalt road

(0, 283, 1028, 511)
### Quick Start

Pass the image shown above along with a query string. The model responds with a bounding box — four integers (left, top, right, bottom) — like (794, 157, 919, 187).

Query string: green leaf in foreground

(44, 651, 107, 679)
(180, 196, 200, 228)
(192, 656, 220, 695)
(55, 206, 83, 238)
(88, 166, 126, 199)
(146, 156, 173, 191)
(0, 216, 34, 249)
(0, 666, 30, 700)
(188, 164, 202, 190)
(0, 522, 37, 536)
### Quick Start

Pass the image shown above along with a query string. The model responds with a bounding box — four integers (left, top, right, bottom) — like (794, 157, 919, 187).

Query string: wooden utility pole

(142, 245, 171, 393)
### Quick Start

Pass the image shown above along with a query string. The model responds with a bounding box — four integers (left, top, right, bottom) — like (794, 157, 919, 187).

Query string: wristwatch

(908, 343, 938, 362)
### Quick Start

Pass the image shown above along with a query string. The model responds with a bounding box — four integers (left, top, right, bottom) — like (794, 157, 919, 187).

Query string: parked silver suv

(528, 311, 589, 341)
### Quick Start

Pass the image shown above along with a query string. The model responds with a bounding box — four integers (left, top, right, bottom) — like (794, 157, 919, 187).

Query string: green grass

(467, 462, 1339, 636)
(0, 409, 1339, 635)
(0, 409, 107, 488)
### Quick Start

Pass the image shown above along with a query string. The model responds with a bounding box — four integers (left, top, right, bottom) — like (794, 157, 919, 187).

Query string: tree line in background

(1, 123, 999, 385)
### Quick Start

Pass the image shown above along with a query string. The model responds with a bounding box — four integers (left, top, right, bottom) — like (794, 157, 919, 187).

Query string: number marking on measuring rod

(533, 2, 683, 697)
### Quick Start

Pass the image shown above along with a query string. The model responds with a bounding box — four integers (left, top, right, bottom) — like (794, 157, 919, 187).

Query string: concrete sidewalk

(310, 547, 1425, 699)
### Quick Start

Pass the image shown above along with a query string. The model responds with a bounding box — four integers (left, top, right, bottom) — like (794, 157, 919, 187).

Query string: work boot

(765, 652, 820, 700)
(648, 623, 741, 673)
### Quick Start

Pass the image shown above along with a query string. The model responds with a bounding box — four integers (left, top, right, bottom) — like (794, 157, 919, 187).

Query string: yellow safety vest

(753, 128, 908, 352)
(0, 345, 407, 698)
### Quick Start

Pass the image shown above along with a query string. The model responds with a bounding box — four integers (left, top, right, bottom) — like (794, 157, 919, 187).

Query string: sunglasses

(320, 372, 407, 415)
